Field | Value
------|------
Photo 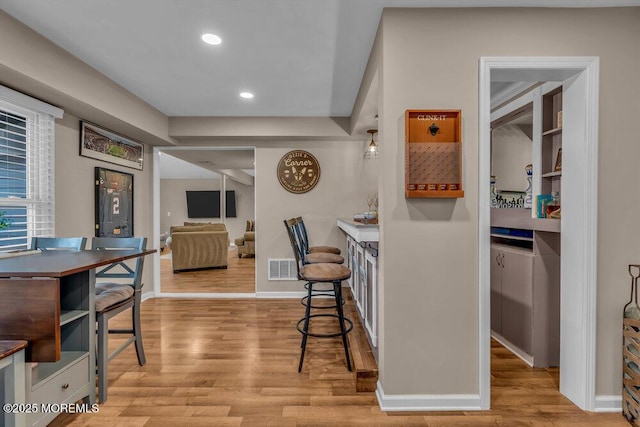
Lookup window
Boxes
[0,86,62,251]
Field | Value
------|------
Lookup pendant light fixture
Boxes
[365,128,378,159]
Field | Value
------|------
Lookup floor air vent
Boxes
[268,259,297,280]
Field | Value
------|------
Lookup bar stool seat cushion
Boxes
[305,252,344,264]
[309,246,341,255]
[95,283,134,312]
[301,263,351,282]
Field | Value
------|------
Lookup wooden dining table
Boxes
[0,248,155,426]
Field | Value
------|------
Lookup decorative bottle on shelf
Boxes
[545,191,561,218]
[490,175,498,208]
[524,164,533,209]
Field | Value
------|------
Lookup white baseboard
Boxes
[153,292,256,298]
[491,332,534,367]
[376,381,482,411]
[594,395,622,413]
[256,291,306,299]
[142,291,155,302]
[143,291,321,299]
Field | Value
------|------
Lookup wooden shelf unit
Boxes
[541,87,562,195]
[405,109,463,198]
[541,171,562,179]
[0,249,154,426]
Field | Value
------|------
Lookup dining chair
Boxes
[30,236,86,251]
[92,236,147,403]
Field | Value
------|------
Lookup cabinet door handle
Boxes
[62,383,69,390]
[501,253,505,267]
[496,253,501,266]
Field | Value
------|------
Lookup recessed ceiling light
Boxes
[201,33,222,45]
[240,92,254,99]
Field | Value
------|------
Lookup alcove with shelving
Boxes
[488,82,562,368]
[540,86,562,196]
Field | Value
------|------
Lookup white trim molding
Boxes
[376,382,481,412]
[0,85,63,118]
[594,395,622,413]
[491,333,534,367]
[479,57,599,412]
[256,291,307,299]
[141,291,156,302]
[155,292,256,299]
[490,81,537,111]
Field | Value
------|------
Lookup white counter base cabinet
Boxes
[338,219,379,353]
[364,249,377,346]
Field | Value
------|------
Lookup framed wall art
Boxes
[554,147,562,172]
[95,167,134,237]
[81,121,144,170]
[277,150,321,194]
[405,109,464,198]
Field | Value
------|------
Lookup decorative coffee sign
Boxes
[277,150,321,194]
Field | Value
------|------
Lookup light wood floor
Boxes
[50,297,627,426]
[160,247,255,293]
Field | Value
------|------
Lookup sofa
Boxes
[234,220,255,258]
[167,222,229,272]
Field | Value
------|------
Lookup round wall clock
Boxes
[277,150,321,194]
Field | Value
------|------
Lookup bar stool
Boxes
[291,217,345,310]
[292,218,344,265]
[284,219,353,372]
[295,216,341,255]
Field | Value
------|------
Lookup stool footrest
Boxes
[296,314,353,338]
[301,295,345,309]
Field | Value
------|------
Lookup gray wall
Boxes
[160,177,254,240]
[377,7,640,398]
[254,140,366,293]
[3,5,640,403]
[54,114,155,293]
[0,11,172,146]
[491,124,532,192]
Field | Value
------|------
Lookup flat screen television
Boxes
[186,190,236,218]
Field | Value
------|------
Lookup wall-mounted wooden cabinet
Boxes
[405,109,463,198]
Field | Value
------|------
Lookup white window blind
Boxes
[0,86,61,251]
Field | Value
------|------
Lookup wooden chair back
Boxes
[30,237,86,251]
[283,218,304,280]
[294,216,312,254]
[92,237,147,291]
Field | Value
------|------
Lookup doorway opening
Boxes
[479,57,599,411]
[152,146,256,297]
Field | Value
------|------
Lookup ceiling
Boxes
[159,149,255,182]
[1,0,635,181]
[159,153,220,180]
[0,0,632,119]
[2,0,394,117]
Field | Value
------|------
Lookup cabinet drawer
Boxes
[27,355,89,425]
